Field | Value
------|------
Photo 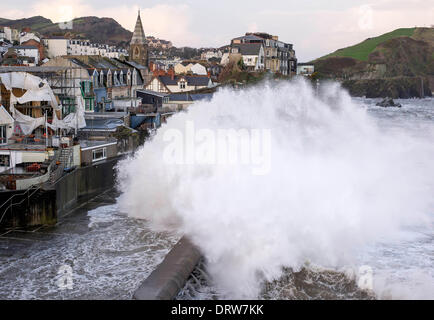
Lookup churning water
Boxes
[118,79,434,300]
[0,190,179,299]
[0,80,432,300]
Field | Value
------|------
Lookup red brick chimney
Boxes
[168,68,175,80]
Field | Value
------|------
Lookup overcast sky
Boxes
[2,0,433,61]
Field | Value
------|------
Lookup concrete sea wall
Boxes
[134,237,202,300]
[55,156,121,217]
[0,188,57,229]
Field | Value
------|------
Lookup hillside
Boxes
[312,27,434,97]
[322,28,416,61]
[0,15,132,47]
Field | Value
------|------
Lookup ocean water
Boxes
[0,81,432,300]
[0,189,179,299]
[118,80,434,300]
[177,96,434,300]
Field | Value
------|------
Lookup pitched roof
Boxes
[137,89,169,98]
[12,45,38,50]
[168,93,214,102]
[185,76,210,86]
[159,75,177,85]
[130,11,146,45]
[158,75,210,87]
[122,60,147,70]
[233,43,263,56]
[83,118,123,131]
[232,34,264,42]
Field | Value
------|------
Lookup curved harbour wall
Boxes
[133,236,201,300]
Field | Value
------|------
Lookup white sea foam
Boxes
[117,79,434,298]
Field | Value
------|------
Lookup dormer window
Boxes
[107,70,112,87]
[179,79,186,90]
[119,71,124,85]
[100,70,104,86]
[93,70,99,88]
[114,71,120,86]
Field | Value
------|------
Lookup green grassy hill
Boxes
[313,27,434,98]
[322,28,416,61]
[313,27,433,77]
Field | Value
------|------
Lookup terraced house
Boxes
[43,55,144,112]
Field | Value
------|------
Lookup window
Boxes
[107,71,112,87]
[179,80,186,89]
[92,147,107,162]
[0,154,10,166]
[0,125,7,144]
[93,73,98,88]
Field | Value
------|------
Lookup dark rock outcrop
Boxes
[342,76,432,98]
[376,97,401,108]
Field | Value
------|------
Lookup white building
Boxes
[297,64,314,76]
[200,50,223,61]
[231,43,265,71]
[3,27,19,43]
[145,75,213,93]
[67,39,127,58]
[190,63,208,75]
[68,39,91,55]
[20,33,40,44]
[43,37,68,58]
[220,52,230,66]
[12,45,40,65]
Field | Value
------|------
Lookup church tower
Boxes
[129,10,148,67]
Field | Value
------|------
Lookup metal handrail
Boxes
[0,150,60,210]
[0,185,42,225]
[0,187,38,212]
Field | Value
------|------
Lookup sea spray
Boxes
[116,79,434,298]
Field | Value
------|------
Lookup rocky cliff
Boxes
[313,27,434,98]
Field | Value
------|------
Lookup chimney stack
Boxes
[168,68,175,80]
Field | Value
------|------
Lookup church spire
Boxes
[131,10,146,45]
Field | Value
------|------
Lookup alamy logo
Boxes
[57,6,74,30]
[57,264,73,290]
[163,121,272,175]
